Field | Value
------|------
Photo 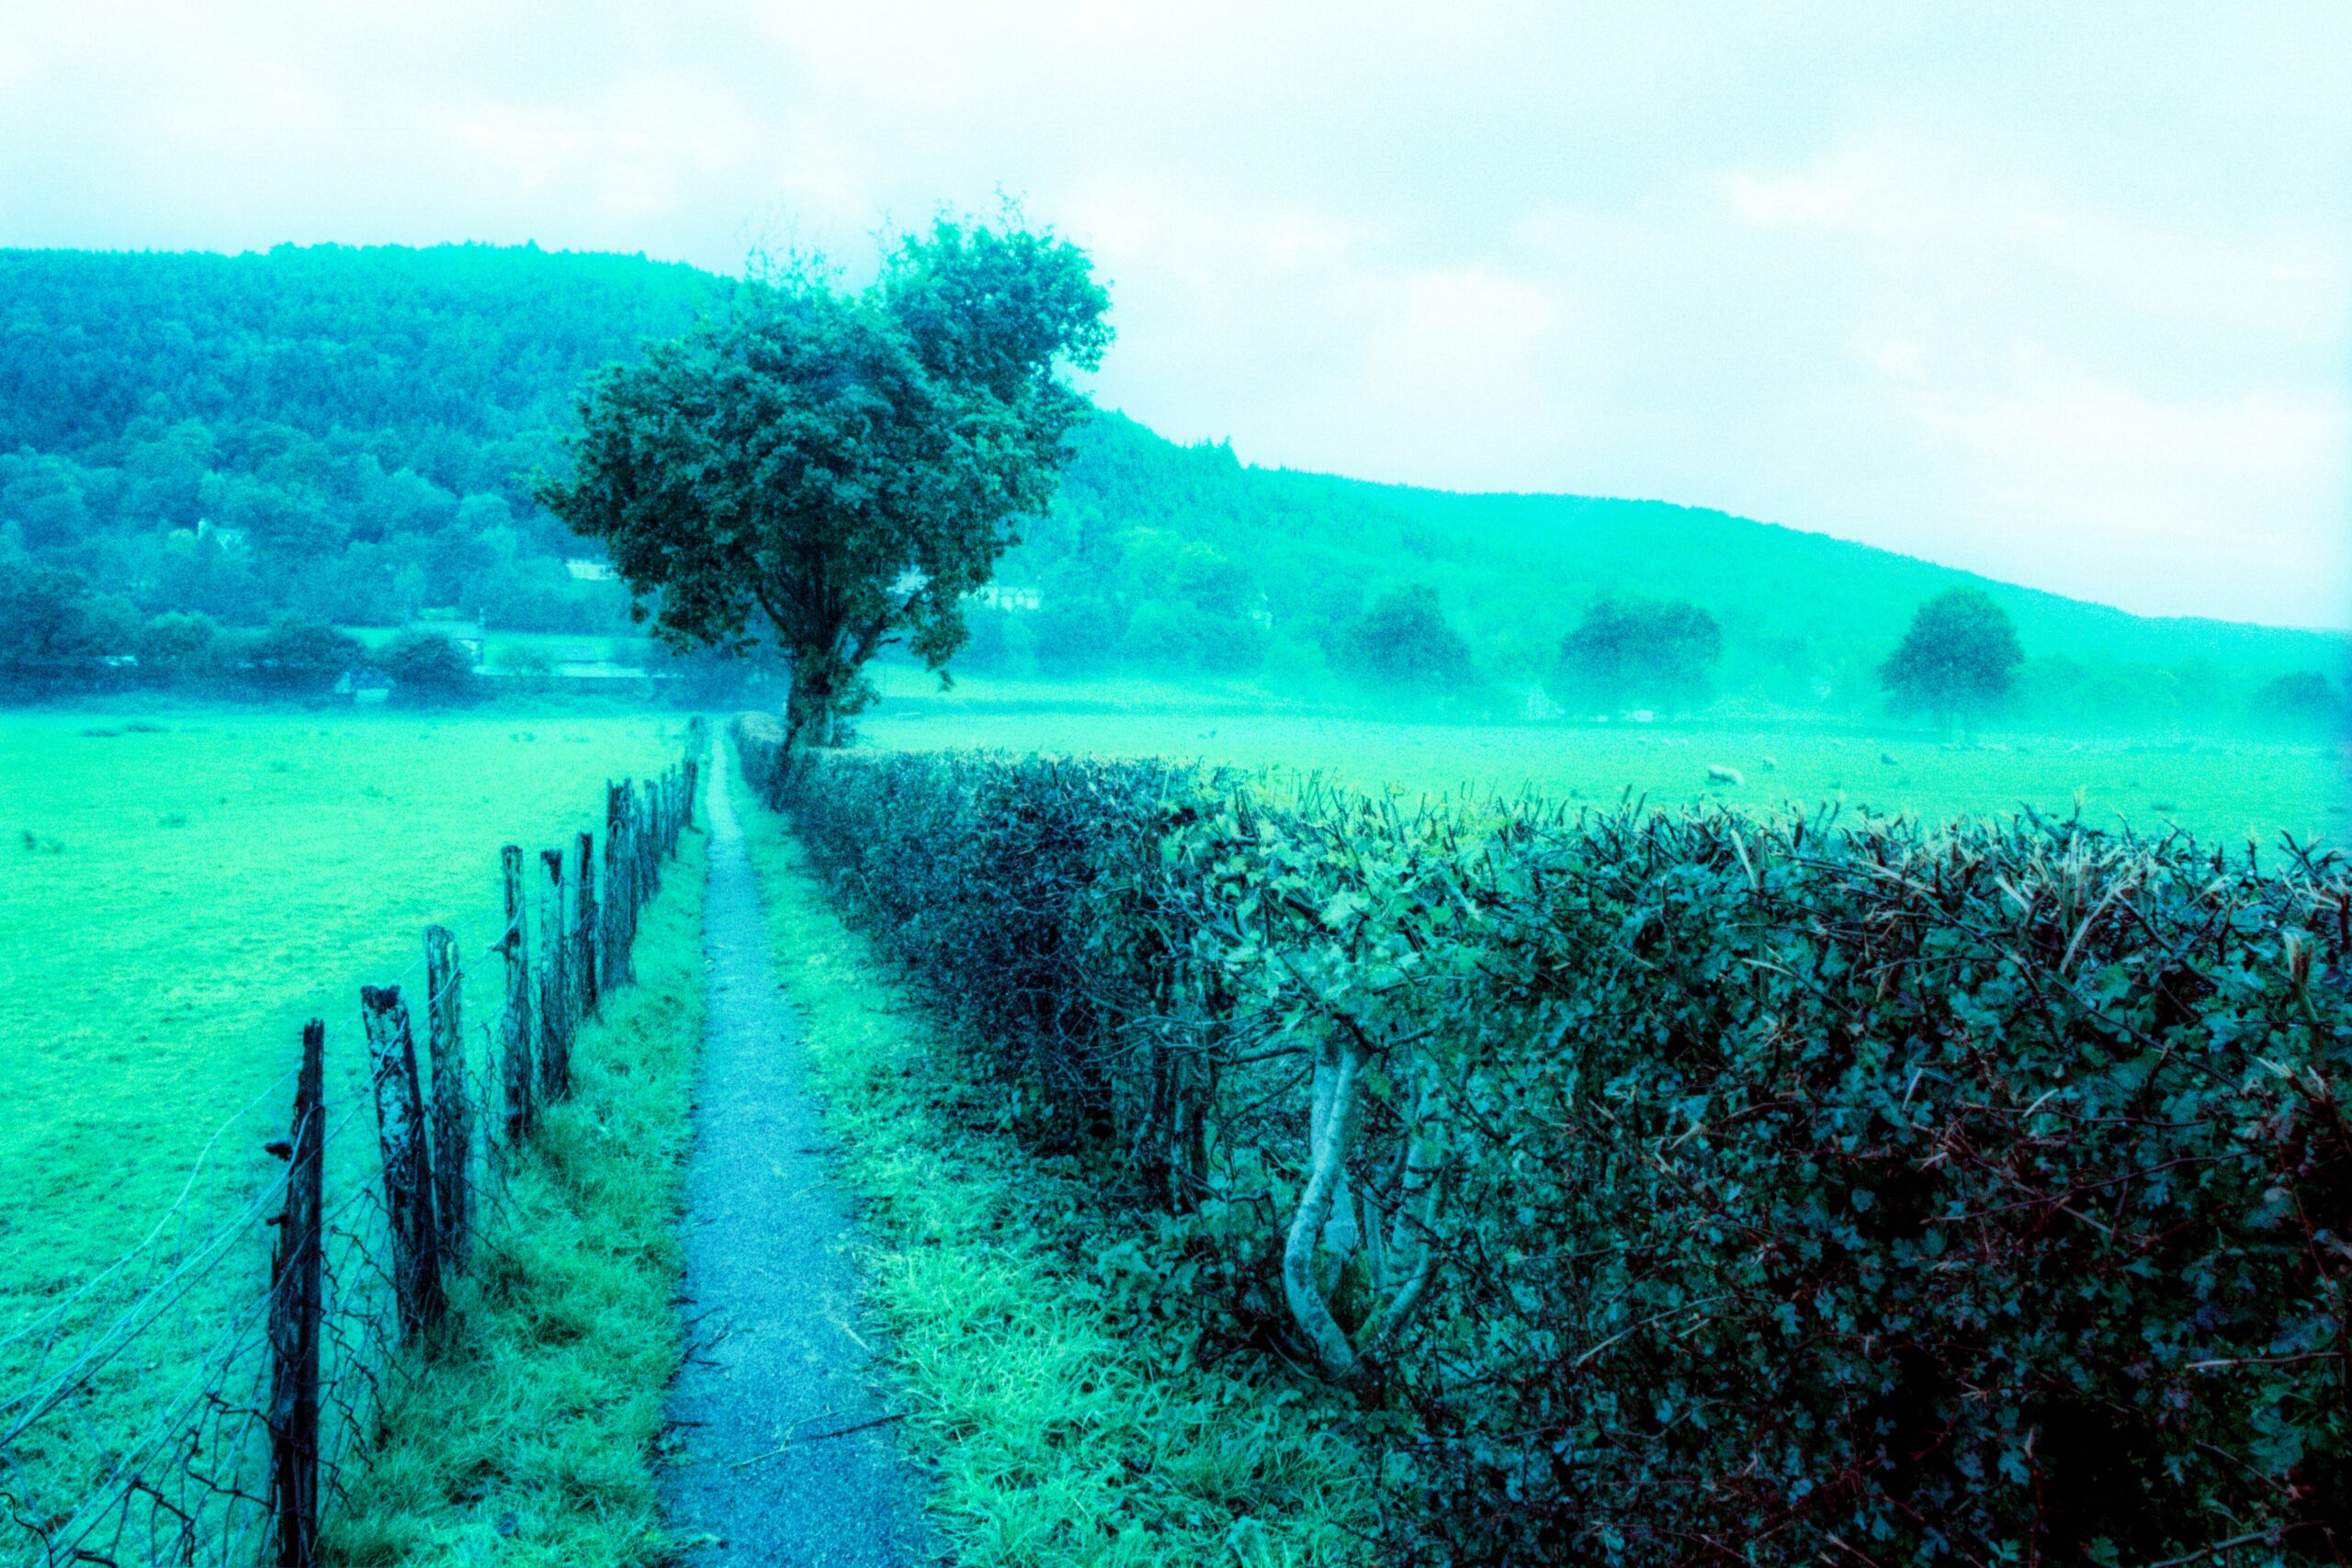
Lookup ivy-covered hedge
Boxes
[737,720,2350,1566]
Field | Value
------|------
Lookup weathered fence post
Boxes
[538,849,571,1100]
[605,782,637,989]
[602,783,623,987]
[639,780,662,900]
[574,830,598,1020]
[500,844,534,1146]
[362,986,444,1337]
[423,925,470,1264]
[266,1019,324,1568]
[683,757,699,830]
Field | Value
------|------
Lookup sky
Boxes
[2,2,2346,628]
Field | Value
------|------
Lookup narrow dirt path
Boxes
[663,760,938,1565]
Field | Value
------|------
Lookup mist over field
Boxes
[2,243,2343,840]
[4,8,2348,1566]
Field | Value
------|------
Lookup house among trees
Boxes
[969,583,1041,612]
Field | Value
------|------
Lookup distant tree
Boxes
[537,218,1112,751]
[1121,602,1186,667]
[1192,609,1269,674]
[956,604,1018,673]
[0,558,126,689]
[154,528,267,625]
[246,614,363,697]
[2250,670,2342,731]
[1332,585,1477,695]
[378,630,479,706]
[1555,596,1724,711]
[0,454,95,550]
[220,479,343,561]
[139,610,220,683]
[390,564,429,624]
[494,643,556,694]
[1879,589,2023,729]
[1032,595,1119,675]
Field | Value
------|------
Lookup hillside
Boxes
[1,243,2337,723]
[1006,413,2341,721]
[0,244,726,637]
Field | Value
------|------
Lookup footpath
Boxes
[662,762,938,1565]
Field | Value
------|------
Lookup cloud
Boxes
[0,0,2345,626]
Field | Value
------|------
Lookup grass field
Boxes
[861,679,2347,851]
[0,709,687,1543]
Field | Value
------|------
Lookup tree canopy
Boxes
[1879,588,2025,726]
[379,630,479,706]
[2250,669,2342,731]
[1329,584,1478,697]
[536,220,1110,746]
[1555,595,1724,712]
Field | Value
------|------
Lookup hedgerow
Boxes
[736,717,2350,1565]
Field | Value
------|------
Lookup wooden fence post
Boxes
[361,986,444,1337]
[500,844,534,1146]
[423,925,470,1264]
[266,1019,324,1568]
[574,830,598,1020]
[683,757,698,830]
[605,783,637,989]
[638,781,662,900]
[602,784,624,988]
[538,849,571,1100]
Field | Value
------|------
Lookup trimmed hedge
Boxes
[738,720,2350,1566]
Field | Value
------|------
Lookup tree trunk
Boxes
[1282,1037,1366,1379]
[784,658,842,755]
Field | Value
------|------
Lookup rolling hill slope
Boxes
[0,243,2336,719]
[1034,413,2340,711]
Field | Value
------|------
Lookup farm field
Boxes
[0,711,686,1329]
[861,695,2348,851]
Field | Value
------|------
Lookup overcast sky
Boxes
[2,3,2345,627]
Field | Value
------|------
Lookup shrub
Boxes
[376,629,479,706]
[736,719,2350,1565]
[243,614,364,697]
[137,610,220,683]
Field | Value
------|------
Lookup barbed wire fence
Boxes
[1,716,709,1568]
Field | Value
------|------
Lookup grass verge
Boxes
[323,824,707,1567]
[729,764,1379,1568]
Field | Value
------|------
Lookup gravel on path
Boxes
[663,760,941,1566]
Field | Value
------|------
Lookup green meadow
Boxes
[0,710,685,1537]
[860,678,2346,852]
[0,712,684,1281]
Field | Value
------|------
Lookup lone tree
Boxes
[378,630,479,707]
[2250,669,2342,731]
[1880,588,2023,730]
[1331,585,1478,696]
[1555,595,1723,712]
[537,219,1111,750]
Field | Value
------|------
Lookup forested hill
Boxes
[1031,416,2343,714]
[1,243,2337,720]
[0,244,726,635]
